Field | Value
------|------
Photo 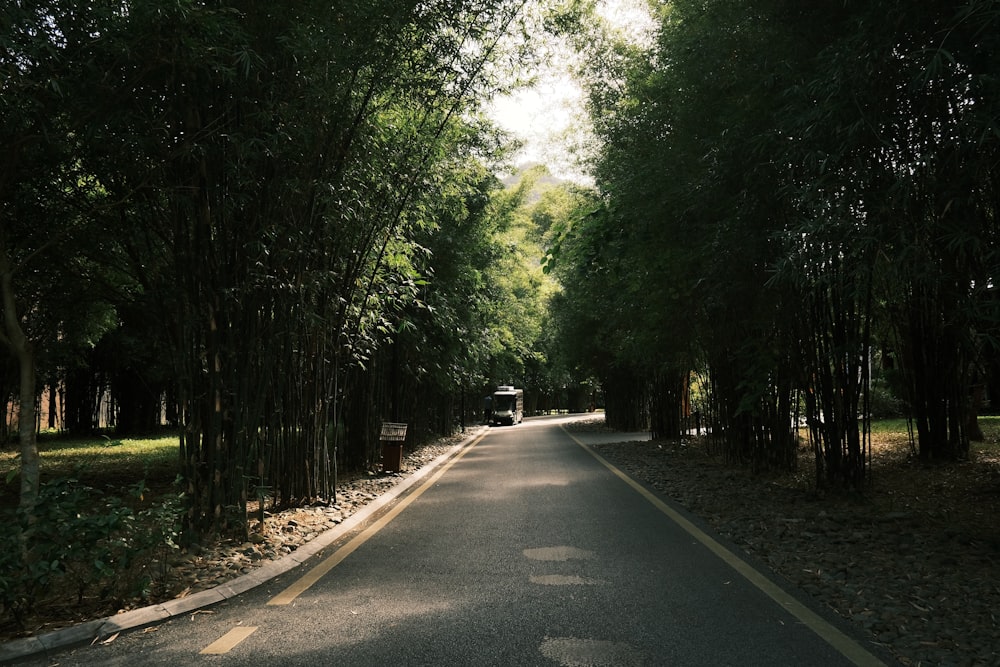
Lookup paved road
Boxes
[13,415,886,666]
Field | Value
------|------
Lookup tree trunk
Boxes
[114,368,162,436]
[1,257,40,518]
[649,368,684,440]
[968,382,984,442]
[63,367,97,435]
[15,344,37,514]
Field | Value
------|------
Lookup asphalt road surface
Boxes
[13,414,887,666]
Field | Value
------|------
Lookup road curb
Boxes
[0,427,486,664]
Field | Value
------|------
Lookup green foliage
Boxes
[556,0,1000,480]
[2,0,545,529]
[0,475,183,629]
[26,0,535,533]
[398,165,554,397]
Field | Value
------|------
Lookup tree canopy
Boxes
[2,0,546,539]
[552,0,1000,487]
[5,0,1000,550]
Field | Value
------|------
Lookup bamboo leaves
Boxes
[560,0,1000,483]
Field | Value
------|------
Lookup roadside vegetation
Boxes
[551,0,1000,489]
[0,434,182,636]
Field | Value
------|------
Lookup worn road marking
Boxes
[540,637,643,666]
[200,626,258,655]
[524,545,596,561]
[530,574,599,586]
[562,425,886,667]
[267,433,485,606]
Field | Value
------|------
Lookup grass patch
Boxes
[0,434,179,509]
[868,417,911,435]
[867,415,1000,457]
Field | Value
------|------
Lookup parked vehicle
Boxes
[491,385,523,425]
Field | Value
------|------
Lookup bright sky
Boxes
[488,0,656,184]
[489,70,587,181]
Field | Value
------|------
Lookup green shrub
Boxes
[869,381,907,419]
[0,475,183,630]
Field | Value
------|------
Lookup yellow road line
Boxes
[200,626,258,655]
[267,432,485,606]
[562,426,886,667]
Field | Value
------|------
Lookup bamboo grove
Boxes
[549,0,1000,489]
[7,0,1000,544]
[1,0,549,541]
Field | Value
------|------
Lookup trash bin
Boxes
[380,422,407,473]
